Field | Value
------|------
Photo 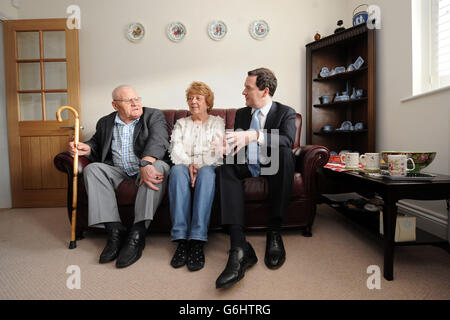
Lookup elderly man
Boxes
[68,85,170,268]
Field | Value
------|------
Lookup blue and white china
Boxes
[319,95,332,104]
[350,125,355,131]
[347,64,356,72]
[334,66,346,74]
[355,122,364,130]
[322,125,332,132]
[350,88,357,99]
[320,67,330,78]
[356,89,364,98]
[354,56,365,69]
[340,121,352,130]
[353,4,369,26]
[335,92,349,102]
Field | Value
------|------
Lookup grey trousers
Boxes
[83,161,170,229]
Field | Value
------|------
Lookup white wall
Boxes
[0,0,18,19]
[17,0,348,140]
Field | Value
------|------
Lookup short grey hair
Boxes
[112,85,133,100]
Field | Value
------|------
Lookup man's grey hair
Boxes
[112,85,134,100]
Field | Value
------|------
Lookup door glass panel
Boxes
[45,93,68,120]
[44,62,67,89]
[43,31,66,58]
[17,32,40,59]
[18,63,41,90]
[19,93,42,121]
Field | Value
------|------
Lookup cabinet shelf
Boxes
[313,97,368,108]
[313,66,368,82]
[313,129,368,135]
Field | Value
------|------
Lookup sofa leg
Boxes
[302,226,312,237]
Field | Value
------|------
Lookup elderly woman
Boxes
[168,81,225,271]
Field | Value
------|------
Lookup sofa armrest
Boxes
[293,145,330,194]
[54,151,92,177]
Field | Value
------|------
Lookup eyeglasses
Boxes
[114,97,142,104]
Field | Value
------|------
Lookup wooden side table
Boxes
[323,169,450,280]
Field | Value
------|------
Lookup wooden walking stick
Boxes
[57,106,80,249]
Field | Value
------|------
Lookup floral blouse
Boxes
[169,115,225,167]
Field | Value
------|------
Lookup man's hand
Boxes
[225,130,259,156]
[210,133,229,156]
[139,164,164,191]
[69,141,91,157]
[189,163,199,188]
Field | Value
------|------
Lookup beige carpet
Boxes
[0,205,448,300]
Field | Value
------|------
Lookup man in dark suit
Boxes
[68,85,170,268]
[214,68,296,289]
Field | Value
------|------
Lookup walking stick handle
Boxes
[57,106,80,249]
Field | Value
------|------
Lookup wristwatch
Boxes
[139,160,153,167]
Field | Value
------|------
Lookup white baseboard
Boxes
[397,200,448,241]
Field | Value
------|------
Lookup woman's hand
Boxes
[189,163,199,188]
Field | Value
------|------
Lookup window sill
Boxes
[401,85,450,103]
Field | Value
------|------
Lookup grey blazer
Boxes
[84,107,169,165]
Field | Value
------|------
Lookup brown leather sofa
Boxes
[54,109,329,238]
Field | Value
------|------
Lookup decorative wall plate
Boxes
[167,22,187,42]
[207,21,227,41]
[249,20,269,40]
[126,23,145,42]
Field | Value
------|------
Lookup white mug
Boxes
[388,155,415,176]
[340,152,360,169]
[360,153,380,172]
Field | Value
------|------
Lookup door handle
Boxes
[60,125,84,130]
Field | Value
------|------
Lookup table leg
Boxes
[383,201,397,281]
[447,199,449,246]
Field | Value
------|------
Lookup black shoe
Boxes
[215,242,257,289]
[170,240,189,269]
[116,230,146,268]
[187,241,205,271]
[264,230,286,269]
[99,227,126,264]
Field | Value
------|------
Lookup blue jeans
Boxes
[168,164,216,242]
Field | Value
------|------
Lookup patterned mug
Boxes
[388,155,415,176]
[360,153,380,172]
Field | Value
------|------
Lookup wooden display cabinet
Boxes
[306,24,376,155]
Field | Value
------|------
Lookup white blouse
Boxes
[169,115,225,167]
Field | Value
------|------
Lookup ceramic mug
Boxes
[340,152,360,169]
[360,153,380,172]
[388,155,415,176]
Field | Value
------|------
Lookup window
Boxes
[412,0,450,95]
[434,0,450,87]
